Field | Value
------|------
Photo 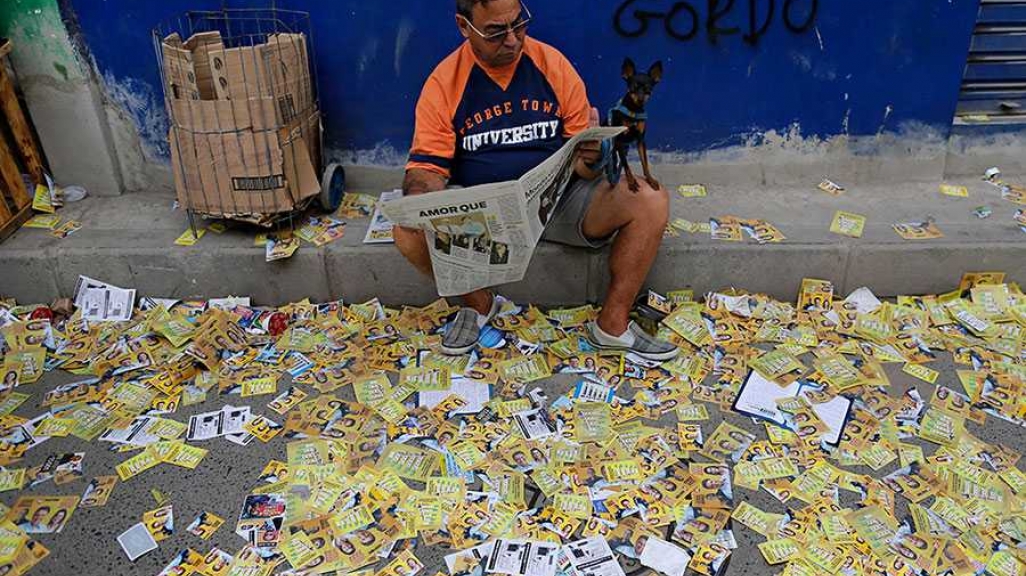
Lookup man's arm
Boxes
[403,168,448,196]
[406,74,454,193]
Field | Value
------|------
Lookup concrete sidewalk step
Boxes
[0,177,1022,306]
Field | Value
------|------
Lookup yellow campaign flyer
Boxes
[32,185,54,214]
[175,228,207,246]
[678,184,708,198]
[243,416,283,443]
[187,511,224,539]
[50,221,82,239]
[80,476,118,508]
[376,444,440,482]
[241,377,277,398]
[893,221,943,240]
[902,363,939,384]
[939,184,969,198]
[818,179,845,196]
[115,448,161,481]
[830,211,866,238]
[22,214,61,230]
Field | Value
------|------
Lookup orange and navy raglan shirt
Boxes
[407,37,591,187]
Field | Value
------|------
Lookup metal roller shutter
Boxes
[958,0,1026,122]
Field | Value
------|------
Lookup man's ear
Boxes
[456,15,470,39]
[648,61,663,84]
[622,58,636,81]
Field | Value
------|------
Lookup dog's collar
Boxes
[609,98,647,122]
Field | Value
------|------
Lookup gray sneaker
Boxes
[585,321,679,361]
[441,297,500,356]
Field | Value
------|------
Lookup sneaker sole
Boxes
[440,342,477,356]
[584,336,680,362]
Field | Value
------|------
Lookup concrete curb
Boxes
[1,176,1023,306]
[2,234,1023,307]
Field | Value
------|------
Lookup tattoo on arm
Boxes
[403,169,447,196]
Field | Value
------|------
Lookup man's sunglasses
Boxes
[459,2,532,43]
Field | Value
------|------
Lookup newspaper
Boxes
[381,127,624,297]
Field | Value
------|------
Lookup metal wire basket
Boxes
[153,7,344,232]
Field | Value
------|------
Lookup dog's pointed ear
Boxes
[648,61,663,84]
[622,58,636,81]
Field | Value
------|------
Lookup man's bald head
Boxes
[456,0,495,18]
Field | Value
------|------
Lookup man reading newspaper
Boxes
[392,0,675,360]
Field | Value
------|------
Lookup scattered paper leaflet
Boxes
[4,263,1026,576]
[73,276,136,322]
[381,127,624,296]
[364,189,403,244]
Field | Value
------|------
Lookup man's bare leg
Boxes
[393,225,493,315]
[579,179,669,335]
[393,226,433,277]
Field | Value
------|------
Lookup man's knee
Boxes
[393,226,427,259]
[629,181,670,227]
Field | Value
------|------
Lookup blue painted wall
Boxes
[66,0,982,162]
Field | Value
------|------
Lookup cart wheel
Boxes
[319,162,346,211]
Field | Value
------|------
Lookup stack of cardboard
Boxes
[162,31,321,222]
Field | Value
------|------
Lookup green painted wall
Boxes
[0,0,84,83]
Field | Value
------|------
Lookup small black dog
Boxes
[606,58,663,193]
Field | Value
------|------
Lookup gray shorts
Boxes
[540,176,614,249]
